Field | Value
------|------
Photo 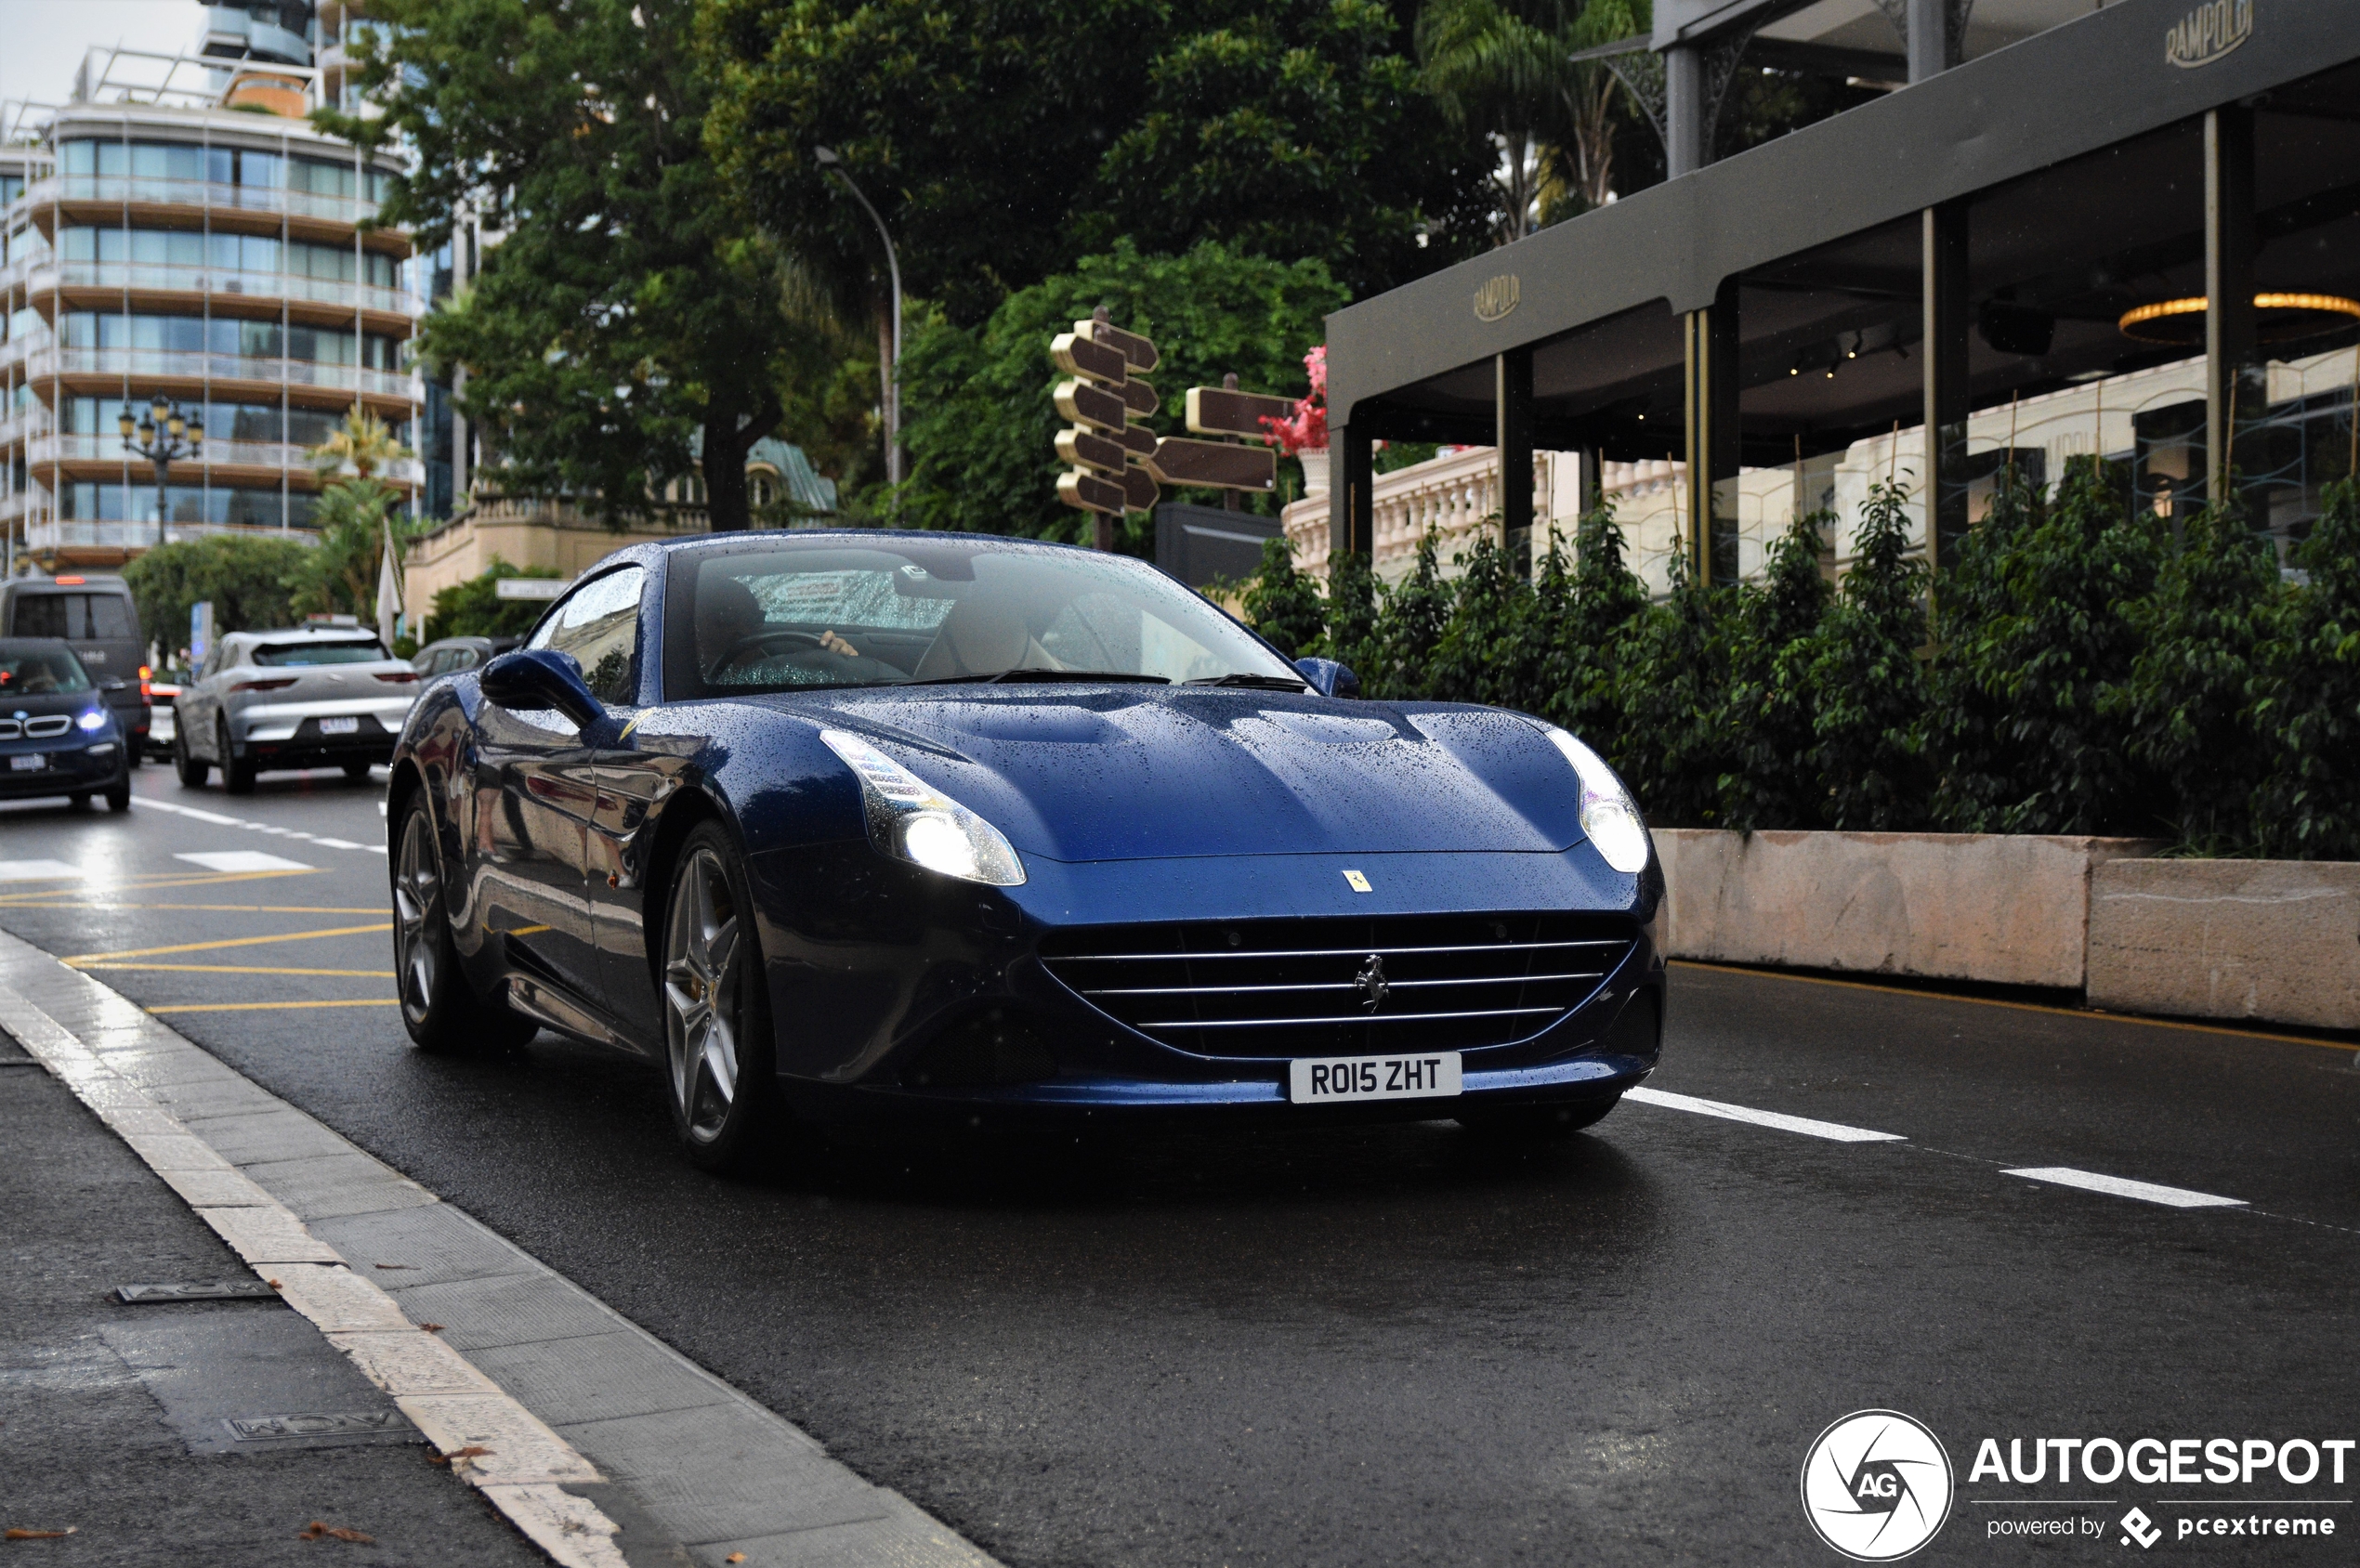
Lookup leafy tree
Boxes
[1808,480,1928,830]
[2249,479,2360,858]
[326,0,810,531]
[309,403,410,485]
[1321,549,1382,673]
[1717,509,1833,830]
[288,480,421,622]
[1358,528,1455,699]
[1924,457,2162,835]
[1427,529,1534,705]
[896,239,1344,553]
[703,0,1489,324]
[422,558,566,644]
[2113,497,2282,850]
[122,534,310,659]
[1539,502,1647,751]
[1239,536,1328,660]
[1926,469,2038,830]
[1090,0,1494,296]
[1615,545,1735,826]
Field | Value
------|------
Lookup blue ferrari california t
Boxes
[387,530,1664,1169]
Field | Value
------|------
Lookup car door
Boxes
[183,637,231,758]
[475,567,646,1013]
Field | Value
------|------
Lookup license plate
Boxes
[9,753,43,771]
[320,716,361,735]
[1288,1052,1462,1105]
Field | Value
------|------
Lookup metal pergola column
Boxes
[1495,348,1533,546]
[2205,103,2258,509]
[1682,279,1738,585]
[1922,201,1970,572]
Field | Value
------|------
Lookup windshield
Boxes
[0,641,93,694]
[662,537,1304,698]
[253,640,388,667]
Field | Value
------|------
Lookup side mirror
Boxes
[1293,658,1360,699]
[98,677,130,694]
[480,648,605,729]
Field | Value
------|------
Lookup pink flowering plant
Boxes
[1259,346,1328,455]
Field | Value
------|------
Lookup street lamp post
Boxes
[119,396,203,550]
[814,146,903,503]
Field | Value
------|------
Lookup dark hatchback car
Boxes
[388,531,1664,1171]
[0,576,151,757]
[0,639,132,810]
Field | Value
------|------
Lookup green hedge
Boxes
[1241,460,2360,856]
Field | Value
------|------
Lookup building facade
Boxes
[0,20,420,571]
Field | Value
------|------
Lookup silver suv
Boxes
[174,626,422,794]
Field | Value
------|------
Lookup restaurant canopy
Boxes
[1322,0,2360,581]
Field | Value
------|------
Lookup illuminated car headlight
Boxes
[1537,724,1653,875]
[819,729,1026,886]
[76,709,107,732]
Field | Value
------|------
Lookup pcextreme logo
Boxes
[1802,1410,1956,1561]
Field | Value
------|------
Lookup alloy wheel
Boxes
[393,809,439,1023]
[662,846,741,1143]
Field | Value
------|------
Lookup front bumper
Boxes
[0,738,125,797]
[750,841,1666,1123]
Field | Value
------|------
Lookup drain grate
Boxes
[117,1280,281,1304]
[224,1411,416,1444]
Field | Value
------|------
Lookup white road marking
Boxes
[1625,1086,1906,1143]
[174,851,315,873]
[0,859,86,881]
[2002,1167,2246,1209]
[136,795,388,854]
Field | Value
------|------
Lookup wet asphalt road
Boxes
[4,763,2357,1566]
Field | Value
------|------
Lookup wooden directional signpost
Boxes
[1052,313,1292,546]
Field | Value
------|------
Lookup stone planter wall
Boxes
[1656,830,2162,991]
[2086,858,2360,1030]
[1657,830,2360,1030]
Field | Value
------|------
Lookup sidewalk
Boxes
[0,925,995,1568]
[0,1021,547,1566]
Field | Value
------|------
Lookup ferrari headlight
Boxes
[819,728,1026,886]
[1539,725,1652,875]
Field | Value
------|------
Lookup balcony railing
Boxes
[29,261,419,318]
[26,346,413,399]
[19,176,382,228]
[28,431,425,485]
[26,517,317,551]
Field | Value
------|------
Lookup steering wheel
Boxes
[712,628,826,673]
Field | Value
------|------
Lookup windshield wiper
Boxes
[989,668,1170,685]
[1185,673,1310,691]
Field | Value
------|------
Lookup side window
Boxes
[530,567,645,705]
[452,647,480,670]
[11,595,62,637]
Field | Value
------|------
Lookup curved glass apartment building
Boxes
[0,44,418,569]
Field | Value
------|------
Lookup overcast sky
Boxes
[0,1,208,109]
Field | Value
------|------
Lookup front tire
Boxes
[218,718,256,795]
[660,823,784,1173]
[105,774,131,812]
[173,722,208,788]
[392,795,536,1055]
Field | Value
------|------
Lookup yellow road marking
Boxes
[0,869,324,903]
[1670,959,2360,1054]
[65,922,391,966]
[0,902,387,915]
[151,999,400,1014]
[505,924,551,935]
[80,963,394,977]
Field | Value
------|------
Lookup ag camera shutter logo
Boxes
[1801,1410,1954,1561]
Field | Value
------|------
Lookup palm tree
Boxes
[308,403,412,487]
[1418,0,1650,242]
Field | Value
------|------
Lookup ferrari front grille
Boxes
[1038,912,1632,1059]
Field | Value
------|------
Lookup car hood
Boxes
[786,686,1588,862]
[0,688,111,721]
